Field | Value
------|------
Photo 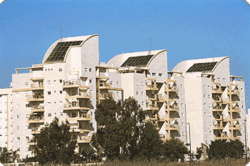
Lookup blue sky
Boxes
[0,0,249,111]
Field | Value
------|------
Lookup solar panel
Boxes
[45,41,82,63]
[186,62,217,72]
[120,55,154,67]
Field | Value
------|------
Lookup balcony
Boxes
[99,82,122,90]
[212,97,221,103]
[230,106,241,112]
[211,87,223,94]
[27,139,37,146]
[31,127,41,135]
[228,89,240,95]
[26,94,44,102]
[212,106,223,111]
[77,136,91,143]
[166,124,179,130]
[66,92,91,99]
[166,105,179,111]
[63,103,90,111]
[145,114,157,121]
[100,93,114,100]
[63,80,80,89]
[213,124,224,130]
[213,133,230,141]
[146,94,157,101]
[145,84,158,91]
[31,83,44,90]
[229,124,241,130]
[221,98,229,105]
[145,103,158,111]
[31,105,45,113]
[165,85,178,92]
[213,115,222,121]
[27,116,45,124]
[77,114,92,121]
[157,94,165,102]
[158,114,167,122]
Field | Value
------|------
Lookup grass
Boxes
[102,159,248,166]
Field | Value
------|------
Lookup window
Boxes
[116,81,119,85]
[17,147,20,151]
[89,68,92,72]
[59,68,62,72]
[203,85,205,89]
[26,104,29,108]
[85,68,87,72]
[0,111,2,114]
[141,81,144,86]
[25,82,28,86]
[208,94,211,98]
[59,79,62,83]
[48,91,51,95]
[17,126,19,130]
[89,79,92,83]
[48,102,51,107]
[48,113,51,117]
[159,73,162,77]
[45,69,47,71]
[17,115,20,118]
[136,91,138,95]
[48,69,50,71]
[47,80,51,84]
[54,80,56,82]
[54,91,56,94]
[180,84,183,88]
[204,94,205,98]
[204,103,206,107]
[204,112,207,115]
[141,91,144,95]
[17,137,20,140]
[152,73,156,76]
[51,68,53,71]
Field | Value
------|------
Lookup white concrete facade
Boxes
[0,34,247,158]
[173,56,247,152]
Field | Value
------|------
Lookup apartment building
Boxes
[106,50,187,143]
[173,56,247,151]
[0,34,247,158]
[0,88,12,150]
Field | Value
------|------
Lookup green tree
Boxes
[226,140,244,159]
[10,150,20,163]
[95,97,162,161]
[35,117,77,165]
[138,122,163,161]
[0,147,11,163]
[208,140,228,159]
[196,147,203,160]
[163,138,188,162]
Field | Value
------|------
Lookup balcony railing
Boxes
[27,138,37,145]
[100,93,114,99]
[26,94,44,101]
[31,83,44,89]
[211,87,223,93]
[158,114,167,121]
[27,116,45,123]
[31,127,40,134]
[229,124,241,130]
[31,105,45,112]
[166,104,179,111]
[64,103,79,108]
[99,82,111,87]
[146,103,158,110]
[212,106,222,110]
[157,94,165,102]
[77,136,91,143]
[213,124,223,129]
[145,83,158,90]
[166,124,179,130]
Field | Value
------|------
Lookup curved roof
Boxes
[42,34,98,64]
[172,56,229,73]
[107,49,167,68]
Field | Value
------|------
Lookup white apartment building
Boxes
[0,34,247,158]
[173,56,247,152]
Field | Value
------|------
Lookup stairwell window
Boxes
[59,68,62,72]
